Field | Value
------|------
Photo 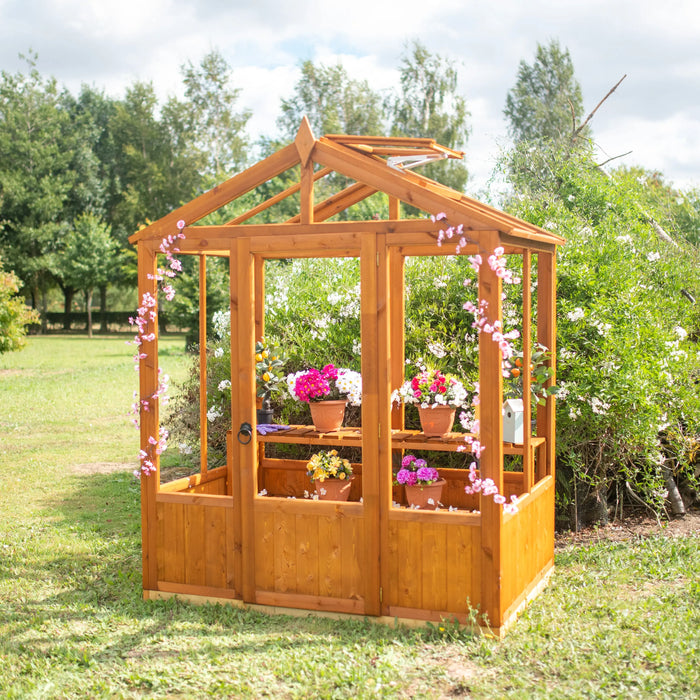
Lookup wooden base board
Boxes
[144,566,554,639]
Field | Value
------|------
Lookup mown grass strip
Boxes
[0,336,697,698]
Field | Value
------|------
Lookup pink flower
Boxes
[176,219,186,230]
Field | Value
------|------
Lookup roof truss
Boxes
[129,117,564,249]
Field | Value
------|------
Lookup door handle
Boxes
[237,421,253,445]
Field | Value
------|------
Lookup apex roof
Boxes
[129,117,565,251]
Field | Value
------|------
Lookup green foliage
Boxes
[179,49,251,178]
[278,60,384,139]
[59,213,119,294]
[0,55,81,306]
[504,146,700,524]
[0,257,38,353]
[504,39,586,147]
[162,255,230,348]
[388,40,470,194]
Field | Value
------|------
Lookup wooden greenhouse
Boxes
[129,118,564,635]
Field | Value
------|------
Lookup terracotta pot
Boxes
[314,476,354,501]
[309,399,347,432]
[418,405,456,436]
[405,478,446,510]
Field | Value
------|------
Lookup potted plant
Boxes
[255,337,286,424]
[505,343,557,407]
[395,454,445,509]
[306,449,355,501]
[392,369,468,436]
[286,364,362,431]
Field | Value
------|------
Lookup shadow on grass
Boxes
[3,469,433,670]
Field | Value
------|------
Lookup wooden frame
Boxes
[130,118,564,635]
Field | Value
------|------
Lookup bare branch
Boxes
[573,74,627,138]
[595,151,633,168]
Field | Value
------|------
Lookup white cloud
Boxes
[1,0,698,191]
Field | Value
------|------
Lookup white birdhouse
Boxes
[503,399,524,444]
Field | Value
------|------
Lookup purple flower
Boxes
[396,468,411,485]
[401,455,416,468]
[416,466,438,483]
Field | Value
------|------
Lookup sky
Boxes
[2,0,699,195]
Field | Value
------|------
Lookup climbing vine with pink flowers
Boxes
[129,220,186,478]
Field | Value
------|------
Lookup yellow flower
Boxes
[255,353,263,362]
[262,372,270,382]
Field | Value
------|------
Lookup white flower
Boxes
[178,442,193,455]
[674,326,688,341]
[212,310,231,338]
[336,368,363,406]
[590,397,611,415]
[647,251,660,262]
[207,406,223,422]
[427,341,447,358]
[218,379,231,391]
[214,347,224,358]
[567,307,585,322]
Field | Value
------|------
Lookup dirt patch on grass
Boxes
[0,368,32,378]
[69,462,136,475]
[555,509,700,550]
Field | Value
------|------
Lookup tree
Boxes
[0,54,80,319]
[278,60,384,140]
[388,41,470,193]
[0,256,38,353]
[504,39,586,147]
[59,213,120,338]
[178,50,251,179]
[110,81,203,239]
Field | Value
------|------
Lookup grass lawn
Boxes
[0,335,698,698]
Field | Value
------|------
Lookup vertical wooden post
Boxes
[388,195,400,220]
[138,241,159,593]
[361,232,381,616]
[478,230,505,629]
[199,254,208,475]
[231,237,257,603]
[389,249,405,430]
[254,255,265,341]
[376,233,393,615]
[522,250,532,493]
[300,160,314,225]
[537,251,557,479]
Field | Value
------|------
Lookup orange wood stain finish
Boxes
[130,119,564,634]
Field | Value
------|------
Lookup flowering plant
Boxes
[287,364,362,405]
[255,337,286,401]
[395,454,440,486]
[306,450,353,482]
[391,369,467,409]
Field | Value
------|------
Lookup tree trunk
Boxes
[85,289,93,338]
[62,285,75,331]
[40,287,48,334]
[661,463,686,517]
[99,285,108,333]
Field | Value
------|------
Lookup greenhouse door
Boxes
[229,233,383,617]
